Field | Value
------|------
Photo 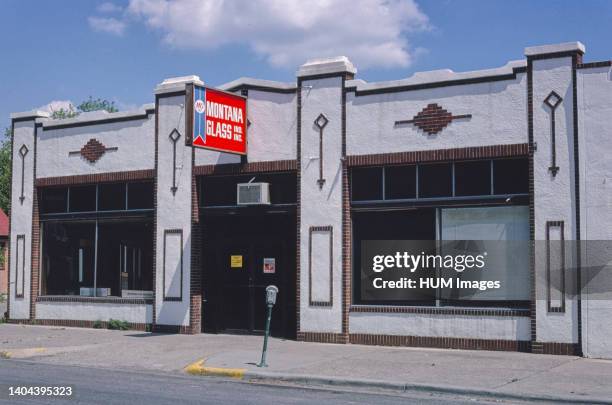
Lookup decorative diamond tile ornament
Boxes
[76,138,119,163]
[19,144,29,158]
[394,103,472,135]
[544,91,563,110]
[314,113,329,130]
[169,128,181,142]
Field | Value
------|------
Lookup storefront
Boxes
[6,41,612,358]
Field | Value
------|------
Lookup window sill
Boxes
[350,305,529,317]
[37,296,153,305]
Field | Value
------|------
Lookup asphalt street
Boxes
[0,360,510,405]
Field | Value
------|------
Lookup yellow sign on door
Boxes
[230,255,243,268]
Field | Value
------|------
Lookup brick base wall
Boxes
[349,334,531,352]
[7,318,150,331]
[297,332,349,344]
[532,342,580,356]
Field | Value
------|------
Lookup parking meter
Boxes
[258,285,279,367]
[265,285,278,306]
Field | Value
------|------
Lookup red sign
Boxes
[192,86,247,155]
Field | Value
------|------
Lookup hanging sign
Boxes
[190,85,247,155]
[263,258,276,274]
[230,255,243,268]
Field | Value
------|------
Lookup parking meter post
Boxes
[258,304,272,367]
[258,285,278,368]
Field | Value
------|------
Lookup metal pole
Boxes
[258,304,273,367]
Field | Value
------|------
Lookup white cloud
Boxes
[36,100,75,115]
[88,16,127,36]
[127,0,430,69]
[97,2,123,13]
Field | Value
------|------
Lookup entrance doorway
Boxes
[201,210,296,338]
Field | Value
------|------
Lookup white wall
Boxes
[299,76,344,333]
[195,89,297,166]
[577,65,612,358]
[350,313,530,341]
[36,302,153,324]
[37,115,154,178]
[346,74,528,156]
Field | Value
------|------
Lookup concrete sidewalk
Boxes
[1,324,611,403]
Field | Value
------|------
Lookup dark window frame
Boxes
[349,157,531,310]
[38,181,154,300]
[350,158,529,205]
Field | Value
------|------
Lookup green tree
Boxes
[49,97,118,120]
[77,97,118,113]
[0,127,11,213]
[50,105,79,120]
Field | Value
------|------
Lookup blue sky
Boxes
[2,0,612,131]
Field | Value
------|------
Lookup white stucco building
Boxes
[6,41,612,358]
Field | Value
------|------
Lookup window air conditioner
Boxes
[237,182,270,205]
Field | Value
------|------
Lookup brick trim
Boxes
[572,54,583,356]
[35,169,154,187]
[15,235,25,298]
[527,50,584,62]
[350,334,530,352]
[533,342,579,356]
[223,84,297,95]
[189,145,201,334]
[350,305,530,317]
[577,60,612,69]
[40,111,154,131]
[151,96,159,330]
[346,67,525,96]
[308,225,333,307]
[193,160,297,176]
[527,58,538,353]
[296,79,303,337]
[346,144,528,167]
[30,126,39,320]
[341,74,351,341]
[36,296,152,305]
[297,331,348,344]
[7,318,150,331]
[546,221,566,313]
[152,324,192,334]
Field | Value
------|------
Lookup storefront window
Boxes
[39,181,154,298]
[40,221,96,295]
[350,158,530,309]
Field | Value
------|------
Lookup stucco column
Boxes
[526,42,584,353]
[7,111,48,320]
[297,57,355,340]
[154,76,203,332]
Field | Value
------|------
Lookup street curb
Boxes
[187,365,611,404]
[184,359,246,379]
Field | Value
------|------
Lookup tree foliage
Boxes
[0,127,11,213]
[77,97,118,113]
[50,97,118,120]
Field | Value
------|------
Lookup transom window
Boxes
[351,157,528,202]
